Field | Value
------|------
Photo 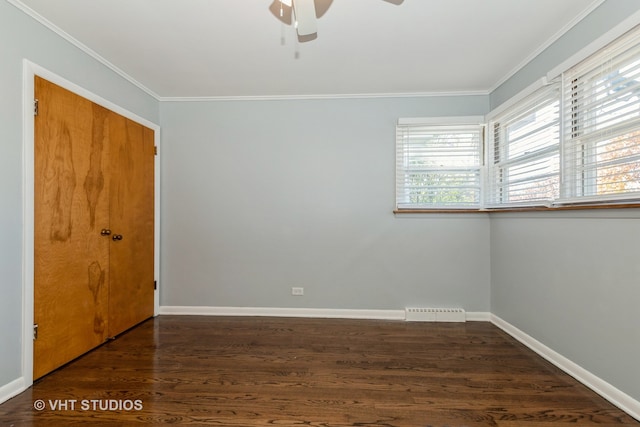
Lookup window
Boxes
[395,118,484,209]
[487,84,560,207]
[395,25,640,212]
[561,27,640,204]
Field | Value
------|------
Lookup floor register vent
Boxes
[405,308,466,322]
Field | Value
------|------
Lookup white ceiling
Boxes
[15,0,603,99]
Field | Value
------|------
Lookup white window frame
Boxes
[486,82,561,208]
[395,117,485,210]
[558,26,640,205]
[395,23,640,212]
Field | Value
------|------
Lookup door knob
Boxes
[112,234,123,241]
[100,229,111,236]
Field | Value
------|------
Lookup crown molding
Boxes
[10,0,602,104]
[6,0,490,103]
[547,7,640,81]
[7,0,161,101]
[158,90,490,102]
[488,0,606,93]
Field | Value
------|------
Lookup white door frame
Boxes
[21,60,161,387]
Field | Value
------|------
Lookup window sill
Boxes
[394,203,640,215]
[394,209,485,214]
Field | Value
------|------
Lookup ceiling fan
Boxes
[269,0,404,42]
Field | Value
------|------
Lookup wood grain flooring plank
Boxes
[0,316,637,426]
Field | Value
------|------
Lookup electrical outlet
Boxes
[291,287,304,296]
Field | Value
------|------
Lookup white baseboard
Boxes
[465,311,492,321]
[491,314,640,422]
[159,305,491,322]
[158,306,407,320]
[0,377,26,405]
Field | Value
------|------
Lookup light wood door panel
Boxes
[34,77,110,379]
[107,114,155,337]
[34,76,154,379]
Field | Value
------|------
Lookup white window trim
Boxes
[398,116,485,126]
[395,118,485,210]
[546,8,640,82]
[485,82,561,208]
[397,20,640,212]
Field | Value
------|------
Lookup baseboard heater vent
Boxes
[405,308,466,322]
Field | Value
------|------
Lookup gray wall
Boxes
[159,97,491,311]
[0,1,158,388]
[489,0,640,401]
[491,210,640,400]
[3,0,639,408]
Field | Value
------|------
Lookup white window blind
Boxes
[396,122,483,209]
[561,25,640,204]
[487,84,560,207]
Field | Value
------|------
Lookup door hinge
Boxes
[154,146,158,156]
[33,324,39,340]
[34,99,39,116]
[154,280,157,290]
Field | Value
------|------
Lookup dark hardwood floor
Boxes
[0,316,638,426]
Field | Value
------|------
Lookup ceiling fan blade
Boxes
[293,0,317,36]
[314,0,333,18]
[269,0,293,25]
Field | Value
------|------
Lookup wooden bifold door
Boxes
[34,76,155,380]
